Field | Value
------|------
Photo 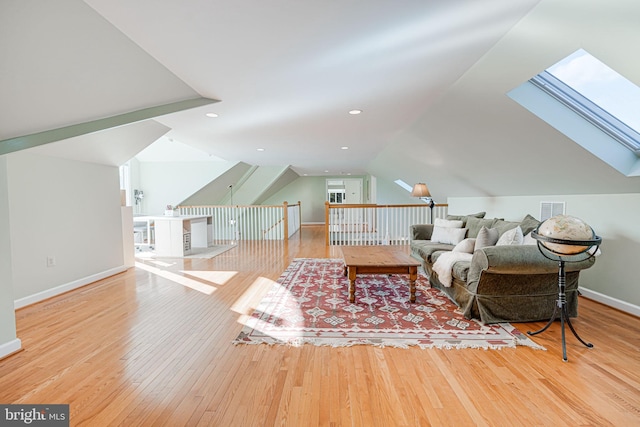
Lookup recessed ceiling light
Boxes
[205,112,218,118]
[348,109,362,115]
[257,148,265,151]
[341,146,349,150]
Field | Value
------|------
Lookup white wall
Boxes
[449,193,640,312]
[7,151,125,304]
[263,175,413,223]
[0,156,20,358]
[232,165,290,205]
[263,176,328,223]
[137,160,236,215]
[375,178,418,205]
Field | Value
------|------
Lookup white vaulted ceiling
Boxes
[2,0,639,199]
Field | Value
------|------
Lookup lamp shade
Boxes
[411,183,431,198]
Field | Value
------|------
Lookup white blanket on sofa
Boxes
[432,252,473,287]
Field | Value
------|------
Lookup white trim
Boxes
[14,266,127,309]
[580,287,640,318]
[0,338,22,360]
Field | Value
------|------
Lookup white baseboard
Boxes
[0,338,22,360]
[14,266,127,310]
[580,287,640,317]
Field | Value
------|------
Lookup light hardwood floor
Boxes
[1,225,639,426]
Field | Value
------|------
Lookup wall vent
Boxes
[540,201,565,221]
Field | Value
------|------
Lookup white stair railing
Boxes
[178,202,301,243]
[324,202,448,246]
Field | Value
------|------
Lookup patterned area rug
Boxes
[233,258,545,350]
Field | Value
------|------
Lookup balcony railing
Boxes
[178,201,301,242]
[324,201,448,246]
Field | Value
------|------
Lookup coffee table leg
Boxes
[348,267,356,303]
[409,266,418,303]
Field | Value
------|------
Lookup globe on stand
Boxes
[528,215,602,362]
[537,214,595,255]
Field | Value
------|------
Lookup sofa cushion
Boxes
[411,224,434,240]
[465,217,498,238]
[411,241,455,263]
[496,226,524,246]
[430,250,447,263]
[432,251,471,282]
[452,260,471,282]
[446,212,486,226]
[431,226,467,245]
[475,226,499,249]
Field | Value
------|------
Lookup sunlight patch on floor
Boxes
[232,277,304,342]
[135,261,218,295]
[147,259,175,268]
[231,276,278,316]
[181,270,237,286]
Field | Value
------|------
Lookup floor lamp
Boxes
[411,183,435,223]
[228,184,239,242]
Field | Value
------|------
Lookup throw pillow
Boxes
[434,218,464,228]
[492,219,520,237]
[523,232,537,245]
[431,226,467,245]
[465,217,498,238]
[496,226,524,246]
[519,214,541,236]
[446,212,486,226]
[452,238,476,254]
[474,226,499,250]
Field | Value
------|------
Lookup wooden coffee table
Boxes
[341,246,421,303]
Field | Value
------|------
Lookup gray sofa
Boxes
[410,213,596,324]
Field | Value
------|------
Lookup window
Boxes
[532,49,640,154]
[119,163,131,206]
[328,190,345,204]
[394,179,413,192]
[508,49,640,177]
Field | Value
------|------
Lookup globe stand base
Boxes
[527,260,594,362]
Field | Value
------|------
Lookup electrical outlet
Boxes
[46,256,56,267]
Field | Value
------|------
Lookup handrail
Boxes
[324,201,448,246]
[178,201,301,242]
[264,217,284,238]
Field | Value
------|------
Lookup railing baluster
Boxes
[323,202,448,246]
[175,202,301,243]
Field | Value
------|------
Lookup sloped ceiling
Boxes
[2,0,639,199]
[28,120,171,167]
[0,0,199,144]
[0,0,209,165]
[368,0,640,200]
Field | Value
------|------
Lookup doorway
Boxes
[326,179,362,204]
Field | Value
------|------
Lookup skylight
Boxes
[508,49,640,177]
[394,179,413,192]
[533,49,640,154]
